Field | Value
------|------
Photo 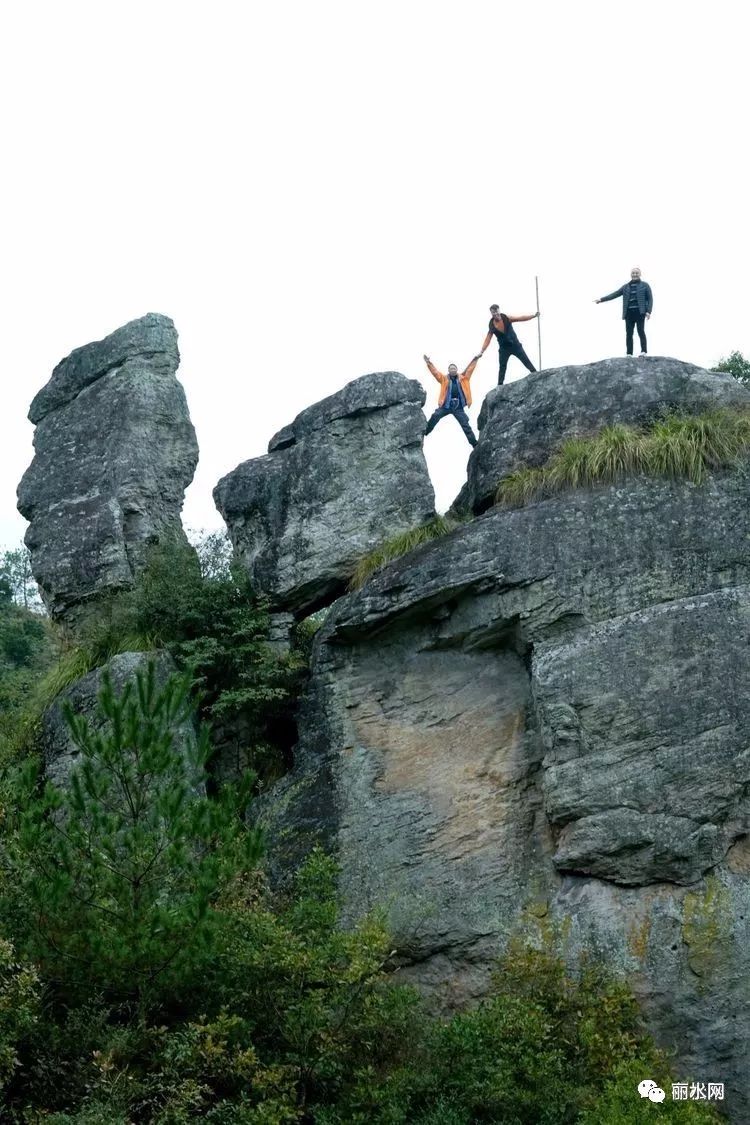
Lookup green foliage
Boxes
[0,537,721,1122]
[0,601,56,757]
[118,537,305,784]
[1,811,718,1123]
[0,545,43,613]
[712,349,750,385]
[2,663,263,1012]
[343,948,720,1124]
[188,527,234,582]
[579,1058,720,1123]
[349,514,466,590]
[496,408,750,508]
[1,533,304,785]
[3,842,418,1122]
[0,937,40,1094]
[201,849,417,1120]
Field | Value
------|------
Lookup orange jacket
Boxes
[425,356,478,407]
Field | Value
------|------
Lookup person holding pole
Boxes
[479,304,540,385]
[422,353,479,447]
[594,267,653,355]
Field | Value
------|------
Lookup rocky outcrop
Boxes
[259,360,750,1117]
[41,651,200,790]
[459,355,750,513]
[17,314,198,626]
[214,372,435,618]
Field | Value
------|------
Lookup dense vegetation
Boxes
[0,535,305,786]
[0,552,55,753]
[495,408,750,509]
[0,537,721,1121]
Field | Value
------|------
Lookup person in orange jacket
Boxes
[422,354,479,447]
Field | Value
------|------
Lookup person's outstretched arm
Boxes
[645,283,653,318]
[595,285,624,304]
[461,356,480,379]
[479,329,493,355]
[423,354,443,381]
[508,312,540,322]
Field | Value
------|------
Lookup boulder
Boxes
[41,650,200,791]
[214,372,435,617]
[460,356,750,513]
[17,314,198,626]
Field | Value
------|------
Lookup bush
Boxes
[496,408,750,508]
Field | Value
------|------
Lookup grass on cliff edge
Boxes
[495,408,750,509]
[349,514,466,590]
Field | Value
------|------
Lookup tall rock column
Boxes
[17,313,199,626]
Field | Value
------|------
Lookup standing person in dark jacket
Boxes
[423,354,479,447]
[479,304,539,385]
[595,267,653,355]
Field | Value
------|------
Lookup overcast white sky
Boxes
[2,0,748,550]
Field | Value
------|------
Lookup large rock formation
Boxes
[460,355,750,513]
[214,372,435,618]
[17,314,198,626]
[260,359,750,1118]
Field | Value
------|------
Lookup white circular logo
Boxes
[638,1078,665,1103]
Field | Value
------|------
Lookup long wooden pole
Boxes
[535,275,542,370]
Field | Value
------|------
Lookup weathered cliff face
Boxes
[214,372,435,619]
[259,358,750,1117]
[17,314,198,626]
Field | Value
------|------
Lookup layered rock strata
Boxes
[17,314,198,626]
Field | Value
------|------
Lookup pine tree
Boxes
[5,662,263,1013]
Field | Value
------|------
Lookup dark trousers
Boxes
[625,310,647,355]
[425,404,477,447]
[498,343,536,385]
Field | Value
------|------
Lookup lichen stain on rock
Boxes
[682,875,732,982]
[627,914,652,963]
[347,653,529,859]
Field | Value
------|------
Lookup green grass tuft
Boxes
[3,626,156,759]
[496,408,750,509]
[349,514,464,590]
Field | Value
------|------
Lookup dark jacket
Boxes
[489,314,520,348]
[600,280,653,319]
